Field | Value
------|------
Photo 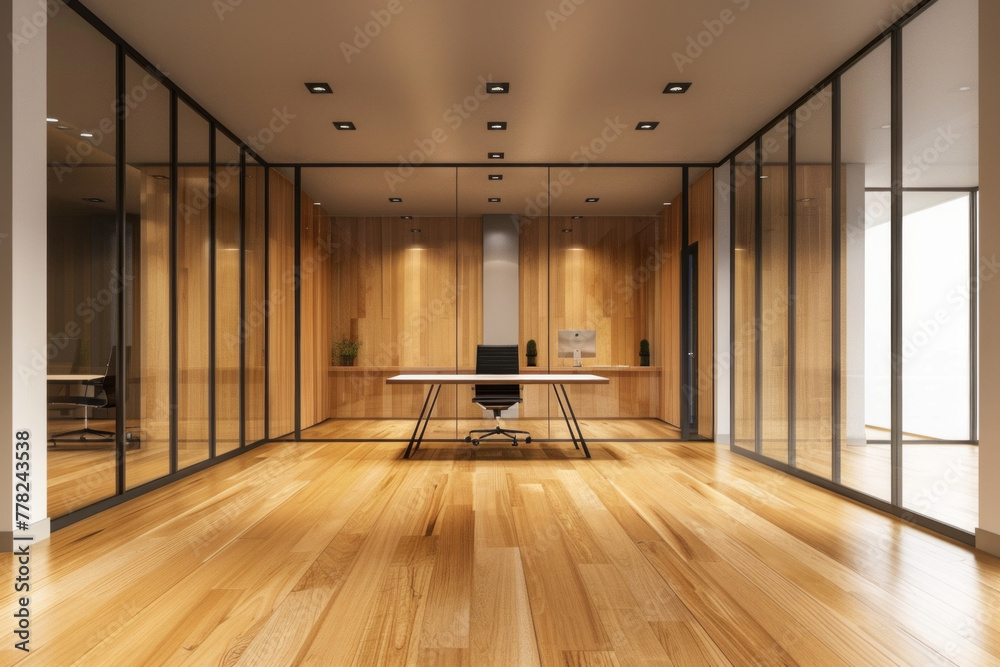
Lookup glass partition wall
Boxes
[303,166,710,446]
[728,0,979,538]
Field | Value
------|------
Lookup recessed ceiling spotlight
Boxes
[562,228,573,233]
[881,124,892,129]
[488,174,503,181]
[959,86,972,91]
[333,121,356,130]
[401,215,413,220]
[410,228,422,233]
[585,197,599,203]
[56,125,70,130]
[663,82,692,94]
[487,121,507,130]
[636,122,659,130]
[798,197,815,203]
[82,197,105,203]
[80,132,94,138]
[572,216,583,220]
[486,82,509,94]
[389,197,402,202]
[305,82,332,94]
[151,175,169,180]
[488,197,501,203]
[46,117,58,123]
[488,152,504,159]
[760,175,769,179]
[314,202,322,206]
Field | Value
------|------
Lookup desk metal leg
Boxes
[555,384,591,458]
[404,383,441,459]
[552,386,580,450]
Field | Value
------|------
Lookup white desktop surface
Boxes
[47,374,103,382]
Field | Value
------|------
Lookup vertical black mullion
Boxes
[970,189,978,443]
[680,167,691,440]
[754,139,764,456]
[239,150,246,448]
[169,91,179,474]
[787,112,797,468]
[890,28,904,507]
[729,159,737,449]
[208,126,217,460]
[831,77,843,483]
[114,45,126,496]
[293,167,302,440]
[263,168,271,441]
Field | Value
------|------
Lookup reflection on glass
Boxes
[732,148,757,452]
[901,193,975,530]
[177,102,211,468]
[308,168,460,441]
[46,8,119,515]
[124,56,171,490]
[215,132,241,454]
[761,122,789,464]
[794,86,834,481]
[841,42,892,502]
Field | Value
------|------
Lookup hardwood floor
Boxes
[11,436,1000,665]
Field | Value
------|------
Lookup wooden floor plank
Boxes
[3,438,999,667]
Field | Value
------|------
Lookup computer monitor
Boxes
[557,329,596,366]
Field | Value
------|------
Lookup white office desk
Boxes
[386,373,609,458]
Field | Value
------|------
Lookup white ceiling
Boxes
[48,0,979,217]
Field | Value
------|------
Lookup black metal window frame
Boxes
[724,0,978,546]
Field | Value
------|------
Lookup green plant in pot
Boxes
[333,337,362,366]
[639,339,650,366]
[525,339,538,367]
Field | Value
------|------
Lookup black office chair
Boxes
[49,346,117,445]
[465,344,532,447]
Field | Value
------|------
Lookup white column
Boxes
[714,168,731,445]
[977,0,1000,556]
[2,0,51,550]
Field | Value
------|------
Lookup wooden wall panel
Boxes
[244,164,267,444]
[299,191,334,430]
[268,170,296,438]
[215,159,242,454]
[136,172,171,452]
[661,199,682,427]
[759,164,790,462]
[689,170,716,439]
[176,166,211,465]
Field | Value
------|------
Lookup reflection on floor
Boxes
[15,439,1000,664]
[48,416,977,534]
[290,418,685,442]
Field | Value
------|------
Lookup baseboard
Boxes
[714,433,731,445]
[1,518,51,553]
[976,528,1000,557]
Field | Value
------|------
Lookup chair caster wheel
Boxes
[472,439,479,446]
[511,440,518,447]
[525,436,531,444]
[465,436,472,443]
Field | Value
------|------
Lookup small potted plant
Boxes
[639,339,650,366]
[333,337,362,366]
[525,339,538,367]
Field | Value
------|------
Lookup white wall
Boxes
[2,0,50,550]
[977,0,1000,555]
